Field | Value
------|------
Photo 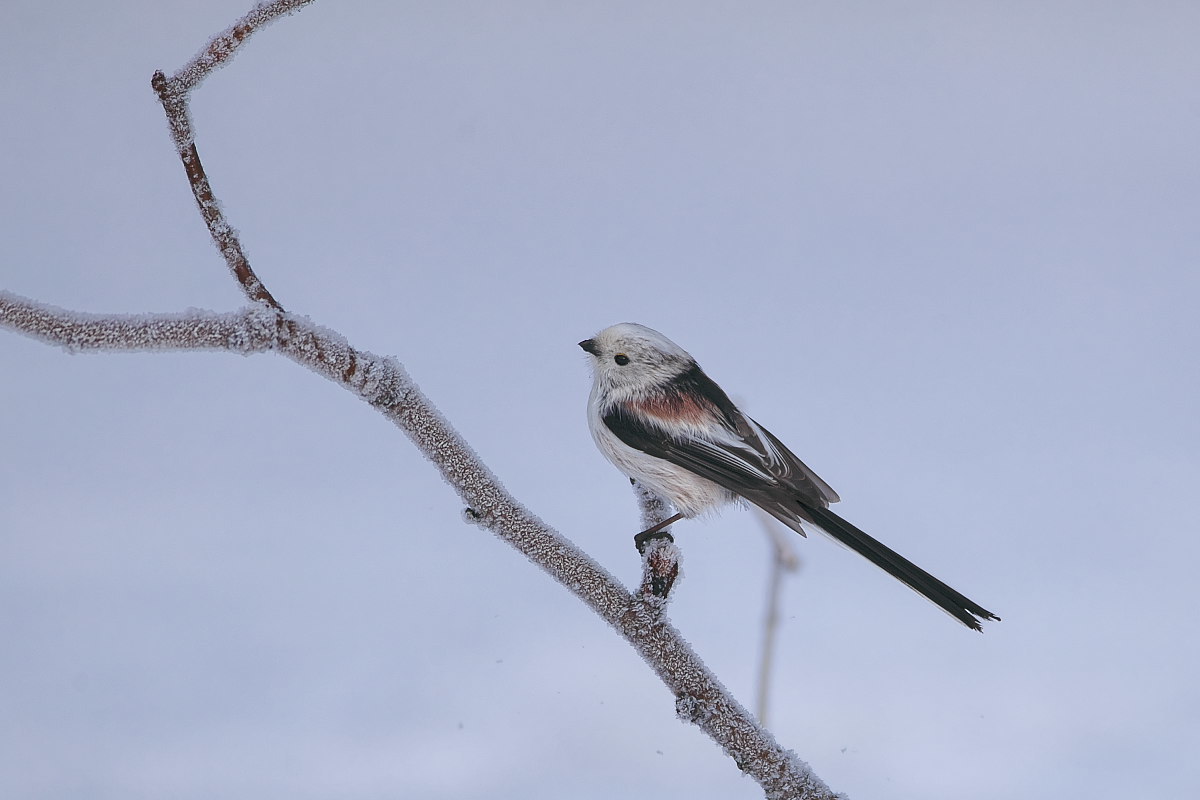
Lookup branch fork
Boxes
[0,3,841,798]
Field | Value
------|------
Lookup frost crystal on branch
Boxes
[0,293,277,355]
[174,0,318,92]
[634,479,675,532]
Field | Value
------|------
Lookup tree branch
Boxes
[633,481,682,602]
[0,290,839,799]
[0,293,277,354]
[0,3,845,797]
[150,0,318,309]
[755,509,802,728]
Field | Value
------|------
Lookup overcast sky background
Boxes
[2,2,1198,798]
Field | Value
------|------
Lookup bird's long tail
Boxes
[794,505,999,631]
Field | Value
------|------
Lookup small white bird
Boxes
[579,322,999,631]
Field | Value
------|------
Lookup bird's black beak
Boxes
[578,338,599,356]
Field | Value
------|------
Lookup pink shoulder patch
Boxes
[630,392,717,425]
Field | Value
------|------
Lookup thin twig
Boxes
[754,509,801,727]
[172,0,317,93]
[149,0,318,309]
[150,68,280,309]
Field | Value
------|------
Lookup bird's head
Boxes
[579,323,695,400]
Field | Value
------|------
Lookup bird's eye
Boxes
[614,354,630,366]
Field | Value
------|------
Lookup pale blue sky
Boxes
[2,2,1198,798]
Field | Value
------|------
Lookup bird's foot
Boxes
[635,528,674,554]
[634,512,683,554]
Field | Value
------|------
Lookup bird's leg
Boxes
[634,512,683,554]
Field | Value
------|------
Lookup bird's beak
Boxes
[578,338,599,356]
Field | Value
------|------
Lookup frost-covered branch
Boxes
[0,290,839,799]
[0,293,277,354]
[635,479,675,534]
[633,481,681,603]
[171,0,316,94]
[150,0,316,309]
[0,3,847,797]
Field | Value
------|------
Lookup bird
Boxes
[579,322,999,631]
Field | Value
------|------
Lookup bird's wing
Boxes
[604,368,999,630]
[602,365,839,509]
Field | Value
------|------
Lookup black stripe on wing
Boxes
[603,364,839,509]
[602,400,775,495]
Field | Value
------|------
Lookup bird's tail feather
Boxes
[771,503,999,631]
